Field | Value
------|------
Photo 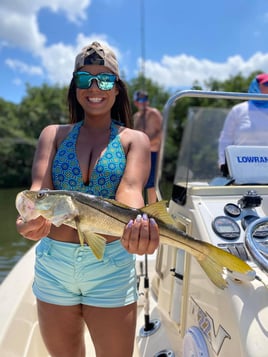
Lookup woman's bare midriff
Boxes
[48,225,120,244]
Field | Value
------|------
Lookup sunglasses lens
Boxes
[74,72,92,89]
[137,98,147,103]
[97,73,116,90]
[73,72,116,91]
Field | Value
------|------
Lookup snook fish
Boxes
[15,189,256,289]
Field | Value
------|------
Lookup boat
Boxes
[135,90,268,357]
[1,90,268,356]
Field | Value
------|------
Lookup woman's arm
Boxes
[116,129,150,208]
[116,128,159,255]
[16,125,59,240]
[30,125,58,190]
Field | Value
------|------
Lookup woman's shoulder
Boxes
[43,123,76,134]
[39,123,76,144]
[118,126,150,146]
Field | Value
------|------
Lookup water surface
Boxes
[0,188,33,283]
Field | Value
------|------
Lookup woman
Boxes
[16,41,159,357]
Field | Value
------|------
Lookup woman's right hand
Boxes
[121,214,159,255]
[16,216,51,241]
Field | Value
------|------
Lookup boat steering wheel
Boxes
[245,217,268,273]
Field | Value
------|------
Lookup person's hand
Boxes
[16,215,51,241]
[121,214,159,255]
[220,163,229,177]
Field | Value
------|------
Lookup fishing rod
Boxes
[138,0,160,336]
[140,0,151,332]
[139,0,147,132]
[140,0,146,92]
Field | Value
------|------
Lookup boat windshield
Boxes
[174,106,228,185]
[157,90,268,202]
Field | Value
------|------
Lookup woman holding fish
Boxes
[16,41,159,357]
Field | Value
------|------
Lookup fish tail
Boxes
[197,243,256,289]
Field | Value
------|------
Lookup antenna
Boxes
[138,0,161,337]
[140,0,146,90]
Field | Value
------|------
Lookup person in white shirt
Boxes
[218,73,268,175]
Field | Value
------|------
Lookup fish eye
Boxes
[37,192,45,199]
[37,190,48,199]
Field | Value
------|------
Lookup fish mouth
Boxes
[16,191,37,219]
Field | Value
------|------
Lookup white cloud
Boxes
[1,0,268,95]
[0,0,91,20]
[38,0,91,22]
[39,33,121,85]
[140,52,268,90]
[0,0,123,87]
[5,59,43,76]
[0,0,91,53]
[0,11,46,52]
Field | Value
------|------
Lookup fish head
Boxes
[16,190,78,225]
[15,190,43,221]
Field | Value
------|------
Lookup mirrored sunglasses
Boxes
[73,72,117,91]
[137,97,147,103]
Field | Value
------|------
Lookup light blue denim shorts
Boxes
[32,237,138,307]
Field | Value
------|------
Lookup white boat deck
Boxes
[0,246,158,357]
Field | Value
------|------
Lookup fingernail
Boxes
[136,214,142,222]
[149,218,157,225]
[142,213,148,221]
[127,220,134,228]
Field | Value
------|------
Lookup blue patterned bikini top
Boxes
[52,121,126,198]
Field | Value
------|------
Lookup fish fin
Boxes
[83,232,107,260]
[197,242,256,289]
[50,214,74,227]
[75,217,85,245]
[141,201,176,225]
[103,198,175,225]
[103,198,131,209]
[51,197,78,227]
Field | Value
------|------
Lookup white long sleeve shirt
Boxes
[218,101,268,165]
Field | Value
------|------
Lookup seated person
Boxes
[218,73,268,176]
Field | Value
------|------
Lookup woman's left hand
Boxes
[121,214,159,255]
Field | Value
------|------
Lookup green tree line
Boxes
[0,71,261,188]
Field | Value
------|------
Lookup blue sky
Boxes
[1,0,268,103]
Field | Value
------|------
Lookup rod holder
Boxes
[139,318,161,337]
